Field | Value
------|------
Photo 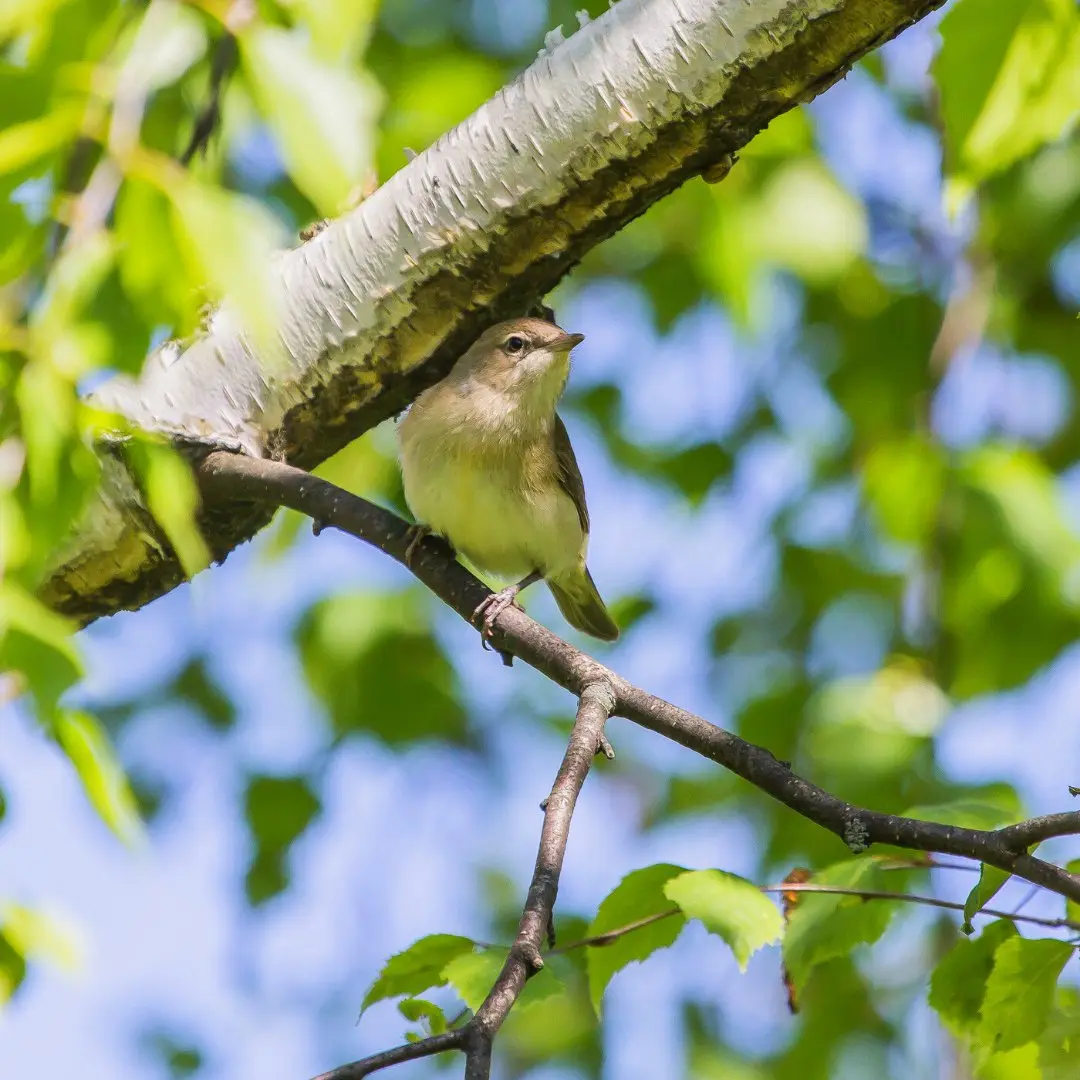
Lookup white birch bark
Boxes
[45,0,945,624]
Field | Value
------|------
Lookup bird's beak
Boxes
[549,332,585,351]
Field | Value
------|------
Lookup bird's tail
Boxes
[548,566,619,641]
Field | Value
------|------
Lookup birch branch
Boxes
[45,0,946,625]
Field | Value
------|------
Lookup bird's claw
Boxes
[472,587,521,639]
[404,524,432,569]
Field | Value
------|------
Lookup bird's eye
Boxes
[505,335,526,355]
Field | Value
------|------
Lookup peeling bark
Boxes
[44,0,946,625]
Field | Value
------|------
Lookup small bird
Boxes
[398,317,619,642]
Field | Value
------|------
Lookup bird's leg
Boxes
[473,570,542,639]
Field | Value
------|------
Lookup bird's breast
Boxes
[400,402,584,581]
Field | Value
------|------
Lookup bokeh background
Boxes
[3,0,1080,1077]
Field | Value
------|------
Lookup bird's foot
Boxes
[472,585,522,640]
[404,524,433,568]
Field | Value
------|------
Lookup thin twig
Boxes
[761,883,1080,932]
[308,1030,465,1080]
[1010,884,1041,917]
[195,452,1080,908]
[546,882,1080,958]
[550,908,681,953]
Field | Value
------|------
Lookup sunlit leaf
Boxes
[285,0,379,64]
[0,932,26,1007]
[1066,859,1080,925]
[125,438,211,578]
[664,869,783,971]
[0,106,83,175]
[161,168,284,346]
[54,709,144,845]
[361,934,475,1013]
[935,0,1080,200]
[114,0,207,102]
[585,864,686,1011]
[862,436,947,546]
[397,997,448,1035]
[0,902,82,973]
[977,936,1072,1052]
[442,948,564,1014]
[901,796,1021,832]
[240,25,381,214]
[0,582,82,716]
[929,919,1018,1035]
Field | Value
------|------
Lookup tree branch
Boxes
[464,680,615,1076]
[195,451,1080,909]
[45,0,948,625]
[312,678,615,1080]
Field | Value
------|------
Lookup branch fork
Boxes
[194,451,1080,1079]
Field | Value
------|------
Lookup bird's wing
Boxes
[552,413,589,535]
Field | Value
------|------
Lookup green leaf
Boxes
[397,998,447,1035]
[125,438,211,579]
[114,179,199,338]
[663,869,783,971]
[53,709,143,845]
[585,863,687,1011]
[0,932,26,1007]
[782,857,897,991]
[115,0,206,100]
[929,918,1017,1034]
[361,934,475,1013]
[243,774,321,906]
[862,436,947,546]
[935,0,1080,199]
[172,658,234,731]
[163,171,283,346]
[1040,991,1080,1079]
[442,948,564,1015]
[297,592,468,746]
[287,0,378,65]
[441,949,503,1012]
[240,25,381,214]
[962,865,1013,934]
[963,446,1080,582]
[977,936,1073,1053]
[0,106,82,175]
[0,582,81,716]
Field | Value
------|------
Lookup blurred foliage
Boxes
[243,772,321,905]
[3,0,1080,1076]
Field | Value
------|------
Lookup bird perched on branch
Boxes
[398,317,619,642]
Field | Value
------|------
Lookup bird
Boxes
[398,316,619,642]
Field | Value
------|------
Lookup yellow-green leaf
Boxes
[240,25,381,214]
[663,869,783,971]
[977,936,1072,1052]
[126,438,211,578]
[54,709,144,846]
[935,0,1080,200]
